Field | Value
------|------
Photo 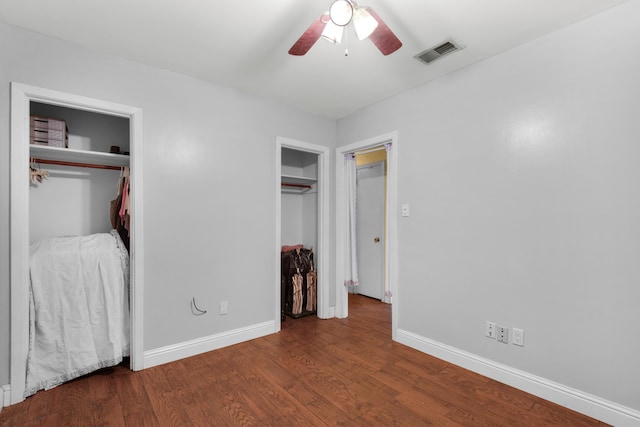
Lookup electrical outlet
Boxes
[485,321,496,339]
[497,326,508,344]
[219,301,228,315]
[513,328,524,346]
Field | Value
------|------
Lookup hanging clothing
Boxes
[281,247,316,318]
[110,172,124,229]
[118,167,130,232]
[306,270,317,312]
[111,167,131,250]
[292,272,303,315]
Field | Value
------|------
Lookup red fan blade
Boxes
[288,14,329,56]
[364,7,402,56]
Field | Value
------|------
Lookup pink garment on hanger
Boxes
[118,180,128,221]
[118,167,130,225]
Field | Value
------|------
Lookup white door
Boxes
[356,161,385,300]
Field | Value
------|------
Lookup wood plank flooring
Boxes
[1,294,608,426]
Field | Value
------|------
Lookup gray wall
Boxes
[281,148,318,250]
[337,1,639,411]
[0,21,335,386]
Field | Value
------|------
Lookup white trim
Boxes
[129,106,145,372]
[275,142,282,328]
[275,137,331,321]
[143,321,277,369]
[397,329,640,427]
[10,83,30,405]
[335,132,399,337]
[9,83,144,404]
[1,385,10,411]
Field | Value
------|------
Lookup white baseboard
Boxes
[1,384,10,412]
[396,329,640,427]
[144,321,277,369]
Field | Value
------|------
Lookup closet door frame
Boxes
[275,137,331,326]
[335,132,399,338]
[9,83,145,404]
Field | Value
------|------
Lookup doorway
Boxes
[9,83,144,404]
[275,137,330,327]
[335,131,399,339]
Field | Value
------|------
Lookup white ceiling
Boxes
[0,0,629,119]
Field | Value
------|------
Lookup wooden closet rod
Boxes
[33,158,123,171]
[281,182,312,189]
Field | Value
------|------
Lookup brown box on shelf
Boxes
[30,128,66,141]
[30,115,67,132]
[30,114,69,147]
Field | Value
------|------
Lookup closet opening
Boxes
[281,147,319,320]
[27,101,131,398]
[275,138,330,328]
[10,83,144,405]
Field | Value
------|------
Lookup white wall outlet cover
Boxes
[513,328,524,346]
[485,321,496,339]
[219,301,228,315]
[497,325,509,344]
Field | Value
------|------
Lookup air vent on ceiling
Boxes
[414,40,462,65]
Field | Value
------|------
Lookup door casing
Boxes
[335,132,399,339]
[275,137,331,324]
[9,83,145,404]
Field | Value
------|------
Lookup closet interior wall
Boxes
[29,102,130,243]
[281,148,318,250]
[281,148,319,319]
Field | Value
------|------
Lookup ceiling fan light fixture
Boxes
[288,1,401,56]
[352,7,378,40]
[329,0,354,26]
[321,21,344,44]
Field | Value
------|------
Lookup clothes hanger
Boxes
[29,158,49,184]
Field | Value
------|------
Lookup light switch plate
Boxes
[513,328,524,346]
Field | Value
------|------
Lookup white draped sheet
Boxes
[25,230,130,397]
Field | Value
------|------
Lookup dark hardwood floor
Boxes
[1,294,608,426]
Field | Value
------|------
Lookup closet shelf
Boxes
[281,174,316,194]
[30,145,130,168]
[281,174,316,185]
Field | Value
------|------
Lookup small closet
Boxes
[25,101,131,397]
[281,148,319,319]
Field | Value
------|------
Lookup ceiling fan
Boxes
[288,0,402,56]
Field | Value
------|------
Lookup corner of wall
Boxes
[1,384,11,411]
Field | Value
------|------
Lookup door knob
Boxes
[374,237,380,243]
